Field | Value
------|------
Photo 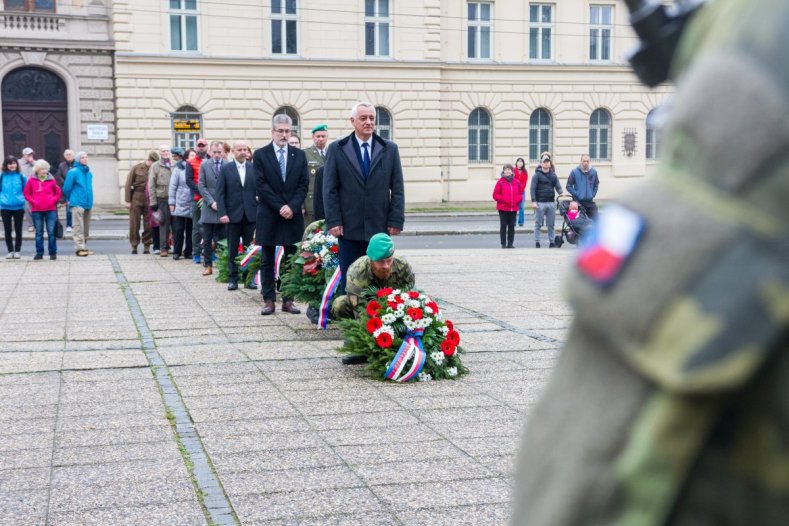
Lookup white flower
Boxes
[430,351,444,365]
[373,325,394,338]
[447,367,458,377]
[392,289,401,296]
[381,313,396,324]
[439,326,449,336]
[424,306,434,315]
[407,300,421,308]
[418,372,432,382]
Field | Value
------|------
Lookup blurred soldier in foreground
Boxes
[513,0,789,524]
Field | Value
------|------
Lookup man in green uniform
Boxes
[123,150,158,254]
[512,0,789,524]
[303,123,328,224]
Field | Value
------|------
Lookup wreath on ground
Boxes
[338,287,469,382]
[279,221,340,309]
[214,240,261,288]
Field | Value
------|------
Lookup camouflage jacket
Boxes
[346,255,415,307]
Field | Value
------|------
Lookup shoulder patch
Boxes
[576,204,646,288]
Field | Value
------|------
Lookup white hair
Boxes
[272,114,293,128]
[158,145,171,152]
[32,159,50,173]
[63,149,74,157]
[350,102,375,118]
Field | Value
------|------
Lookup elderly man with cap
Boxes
[303,123,328,224]
[332,233,415,364]
[124,150,159,254]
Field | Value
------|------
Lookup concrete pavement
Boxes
[0,247,574,524]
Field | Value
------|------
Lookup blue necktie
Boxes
[215,160,221,174]
[362,142,370,179]
[278,149,286,181]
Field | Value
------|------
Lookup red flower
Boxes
[366,301,381,316]
[445,320,454,331]
[395,296,405,304]
[310,268,319,276]
[376,332,393,348]
[330,245,339,253]
[387,301,398,310]
[426,301,439,314]
[406,307,423,320]
[314,228,322,233]
[367,317,383,333]
[447,330,460,346]
[441,340,456,356]
[408,291,420,299]
[377,287,394,298]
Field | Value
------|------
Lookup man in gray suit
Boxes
[322,101,405,298]
[196,141,227,275]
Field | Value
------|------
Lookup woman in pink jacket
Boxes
[492,163,523,249]
[23,159,62,260]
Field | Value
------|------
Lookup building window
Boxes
[589,108,611,161]
[646,108,663,161]
[529,108,552,162]
[589,5,613,61]
[467,2,491,60]
[3,0,56,12]
[528,4,552,60]
[375,107,392,141]
[274,106,300,137]
[171,106,202,149]
[468,108,491,163]
[169,0,198,52]
[365,0,390,57]
[271,0,298,55]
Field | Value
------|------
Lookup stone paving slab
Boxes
[0,248,574,524]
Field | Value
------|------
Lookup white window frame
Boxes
[589,4,613,62]
[468,107,492,164]
[171,105,203,150]
[529,108,553,162]
[589,108,612,162]
[365,0,391,57]
[646,108,662,161]
[375,106,392,141]
[169,0,199,53]
[528,3,553,61]
[271,0,298,56]
[467,2,492,61]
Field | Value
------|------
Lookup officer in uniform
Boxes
[303,123,329,224]
[512,0,789,523]
[123,150,159,254]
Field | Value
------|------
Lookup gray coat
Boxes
[197,158,226,224]
[168,162,193,218]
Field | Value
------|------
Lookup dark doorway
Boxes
[2,66,68,173]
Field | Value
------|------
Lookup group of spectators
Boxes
[492,152,600,249]
[0,147,94,260]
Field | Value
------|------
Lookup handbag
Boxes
[55,219,64,239]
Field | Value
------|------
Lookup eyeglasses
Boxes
[274,128,291,135]
[197,143,207,147]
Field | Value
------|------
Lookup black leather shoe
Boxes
[227,280,238,291]
[261,300,275,315]
[342,354,367,365]
[549,243,556,248]
[535,242,541,248]
[282,300,301,314]
[306,305,320,324]
[245,283,258,290]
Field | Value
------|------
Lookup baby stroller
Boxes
[554,195,593,248]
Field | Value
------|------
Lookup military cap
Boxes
[311,124,328,134]
[367,233,395,261]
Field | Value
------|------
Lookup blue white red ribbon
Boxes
[318,267,342,329]
[253,269,260,287]
[274,245,284,280]
[239,244,261,271]
[384,328,426,382]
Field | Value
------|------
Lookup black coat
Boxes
[313,166,325,221]
[215,161,257,223]
[253,143,309,246]
[322,132,405,241]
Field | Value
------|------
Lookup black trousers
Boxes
[200,222,225,267]
[226,218,255,281]
[498,210,517,247]
[580,200,598,221]
[172,216,193,257]
[260,243,297,302]
[1,209,24,252]
[338,237,369,294]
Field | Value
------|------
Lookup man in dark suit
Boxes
[215,140,256,291]
[196,141,227,275]
[322,101,405,295]
[253,114,310,315]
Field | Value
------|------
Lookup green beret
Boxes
[311,124,328,134]
[367,233,395,261]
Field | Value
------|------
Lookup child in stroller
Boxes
[554,196,594,248]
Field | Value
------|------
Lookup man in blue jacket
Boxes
[566,154,599,220]
[63,151,94,257]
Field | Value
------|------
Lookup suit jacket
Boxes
[253,143,309,246]
[322,132,405,241]
[197,158,227,224]
[215,160,256,224]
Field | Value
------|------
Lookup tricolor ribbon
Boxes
[384,328,426,382]
[317,267,342,329]
[274,245,285,280]
[239,244,261,271]
[253,269,260,287]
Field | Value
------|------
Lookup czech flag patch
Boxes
[576,204,646,287]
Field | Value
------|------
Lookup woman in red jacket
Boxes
[514,157,529,226]
[492,163,523,249]
[23,159,62,260]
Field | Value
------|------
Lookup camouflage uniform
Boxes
[331,255,415,320]
[512,1,789,524]
[303,146,325,225]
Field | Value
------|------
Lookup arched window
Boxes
[274,106,300,137]
[529,108,552,163]
[589,108,611,161]
[468,107,492,163]
[646,107,663,161]
[375,106,392,141]
[170,105,202,149]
